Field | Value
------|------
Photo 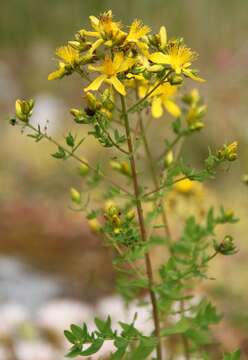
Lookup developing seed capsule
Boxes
[70,187,81,204]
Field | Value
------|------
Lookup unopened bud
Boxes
[164,150,174,168]
[126,210,135,221]
[168,74,183,85]
[78,163,89,176]
[88,218,102,233]
[15,99,34,122]
[70,187,81,204]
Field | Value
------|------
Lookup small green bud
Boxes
[70,187,81,204]
[214,235,238,256]
[110,161,122,171]
[168,73,183,85]
[78,163,89,176]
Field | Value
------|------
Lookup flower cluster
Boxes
[48,10,204,119]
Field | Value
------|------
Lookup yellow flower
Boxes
[149,42,205,82]
[48,45,80,80]
[139,82,181,118]
[80,11,126,54]
[123,19,150,54]
[85,52,135,95]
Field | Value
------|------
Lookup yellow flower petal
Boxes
[152,97,163,118]
[89,39,104,54]
[84,74,107,92]
[149,52,171,64]
[109,76,126,95]
[163,99,181,118]
[48,63,66,81]
[183,69,205,82]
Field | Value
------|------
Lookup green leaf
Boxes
[95,316,114,337]
[161,318,191,336]
[64,330,77,344]
[66,345,81,358]
[80,338,104,356]
[111,338,129,360]
[129,337,157,360]
[51,146,66,159]
[70,324,85,339]
[223,349,241,360]
[66,132,75,147]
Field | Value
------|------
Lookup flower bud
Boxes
[217,142,238,162]
[120,161,132,177]
[148,64,164,73]
[86,92,100,111]
[88,218,102,233]
[125,209,135,221]
[214,235,237,255]
[70,187,81,204]
[68,41,81,50]
[70,108,82,117]
[104,200,118,214]
[168,74,183,85]
[164,151,174,168]
[159,26,167,49]
[78,163,89,176]
[110,161,122,171]
[113,227,121,235]
[15,99,34,122]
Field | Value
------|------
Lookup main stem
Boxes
[138,111,190,359]
[120,95,162,360]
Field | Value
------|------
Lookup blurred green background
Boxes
[0,0,248,357]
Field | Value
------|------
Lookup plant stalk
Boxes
[120,95,162,360]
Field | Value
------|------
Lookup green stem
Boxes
[120,95,163,360]
[126,71,171,114]
[26,123,132,196]
[136,104,192,359]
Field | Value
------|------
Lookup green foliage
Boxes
[64,316,157,359]
[223,349,241,360]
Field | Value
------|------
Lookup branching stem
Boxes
[26,123,132,196]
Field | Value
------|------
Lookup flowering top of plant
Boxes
[47,10,204,118]
[8,10,240,360]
